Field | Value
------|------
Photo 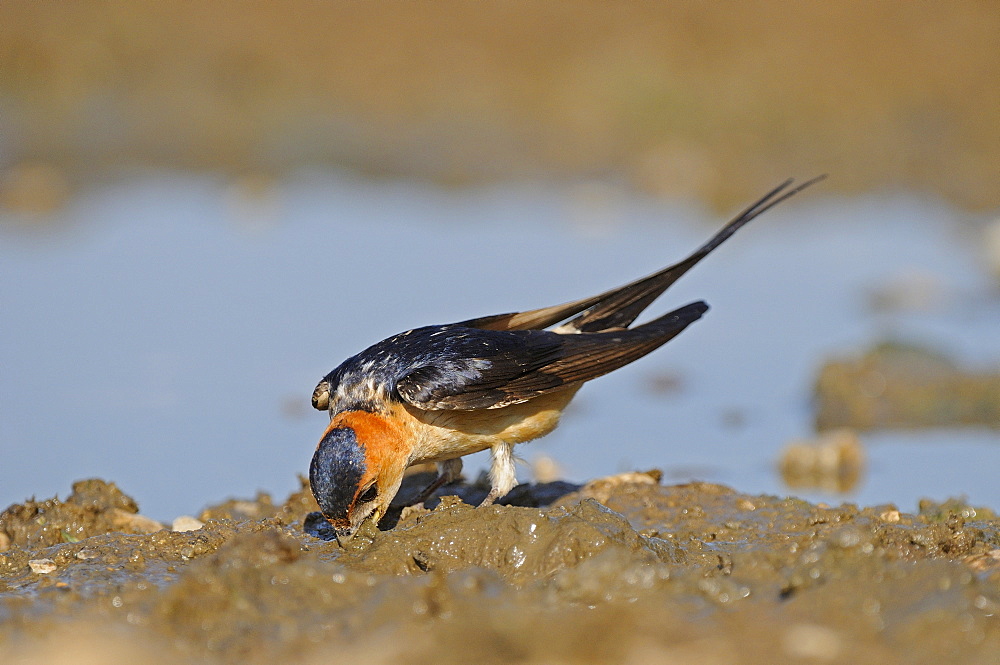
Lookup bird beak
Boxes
[334,526,357,546]
[334,505,384,546]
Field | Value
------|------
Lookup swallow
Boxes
[309,176,824,542]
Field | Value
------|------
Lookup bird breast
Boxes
[396,386,582,466]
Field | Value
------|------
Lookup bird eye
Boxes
[313,383,330,411]
[312,382,331,410]
[357,483,378,504]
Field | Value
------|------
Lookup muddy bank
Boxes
[3,476,1000,664]
[814,341,1000,432]
[3,4,1000,210]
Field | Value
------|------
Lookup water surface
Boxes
[3,172,998,519]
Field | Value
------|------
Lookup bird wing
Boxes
[396,301,707,410]
[458,176,824,334]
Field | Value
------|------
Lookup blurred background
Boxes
[2,2,999,520]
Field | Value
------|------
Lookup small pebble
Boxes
[879,509,901,523]
[172,516,205,532]
[28,558,57,574]
[109,509,164,533]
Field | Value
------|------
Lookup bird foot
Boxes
[478,488,501,507]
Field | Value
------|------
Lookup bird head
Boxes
[308,418,406,544]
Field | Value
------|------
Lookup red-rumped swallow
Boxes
[310,177,824,542]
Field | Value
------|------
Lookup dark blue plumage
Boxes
[316,300,710,416]
[315,323,567,413]
[309,427,365,522]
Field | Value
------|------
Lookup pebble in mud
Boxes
[28,558,57,574]
[171,516,205,532]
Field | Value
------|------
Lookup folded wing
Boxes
[396,301,708,410]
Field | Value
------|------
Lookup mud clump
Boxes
[4,476,1000,664]
[0,479,163,551]
[779,429,866,493]
[814,341,1000,431]
[346,497,682,582]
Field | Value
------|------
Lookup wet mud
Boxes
[814,341,1000,432]
[3,475,1000,664]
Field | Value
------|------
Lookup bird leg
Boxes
[479,486,503,507]
[479,441,516,507]
[405,458,463,506]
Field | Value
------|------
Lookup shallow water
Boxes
[2,172,999,518]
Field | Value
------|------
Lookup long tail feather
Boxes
[461,175,825,333]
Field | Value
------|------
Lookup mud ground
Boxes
[3,474,1000,665]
